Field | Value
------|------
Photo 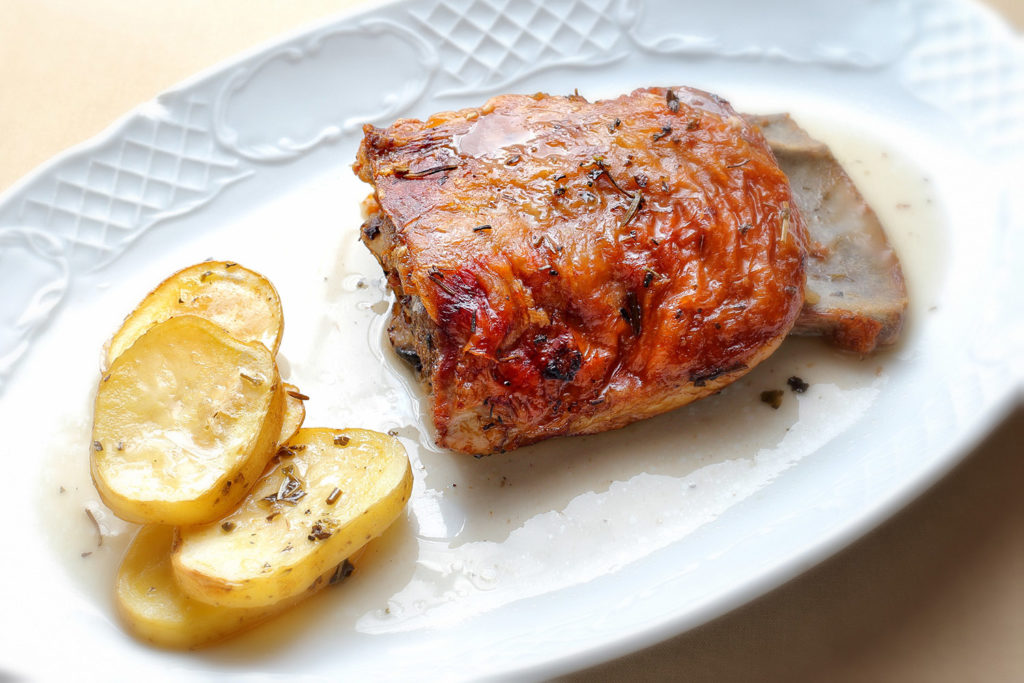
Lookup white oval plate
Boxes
[1,0,1020,679]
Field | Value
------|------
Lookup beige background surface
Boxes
[1,1,1021,680]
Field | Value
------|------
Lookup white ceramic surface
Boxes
[0,0,1020,679]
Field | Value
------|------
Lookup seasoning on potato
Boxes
[91,314,285,525]
[116,525,361,649]
[91,261,414,648]
[172,428,412,608]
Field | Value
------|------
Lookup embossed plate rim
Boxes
[0,0,1021,679]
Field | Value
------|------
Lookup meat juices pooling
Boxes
[355,87,808,455]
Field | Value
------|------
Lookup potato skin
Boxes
[171,428,412,608]
[116,525,282,649]
[278,383,307,445]
[116,525,359,649]
[355,87,808,454]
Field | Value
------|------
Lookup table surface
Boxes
[2,1,1021,681]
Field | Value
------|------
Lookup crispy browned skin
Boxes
[355,87,807,454]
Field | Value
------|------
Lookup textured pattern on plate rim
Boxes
[213,17,439,161]
[902,0,1024,157]
[897,0,1022,392]
[407,0,630,98]
[622,0,916,67]
[0,0,1020,396]
[0,96,250,388]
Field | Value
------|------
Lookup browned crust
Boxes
[356,88,808,454]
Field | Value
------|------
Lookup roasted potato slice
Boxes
[116,525,359,649]
[278,384,307,446]
[105,261,283,367]
[172,428,412,608]
[92,315,284,525]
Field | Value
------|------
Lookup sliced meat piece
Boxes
[748,113,908,353]
[355,87,808,455]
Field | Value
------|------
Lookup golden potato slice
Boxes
[116,525,360,649]
[92,315,284,525]
[172,428,412,608]
[278,384,307,446]
[105,261,283,367]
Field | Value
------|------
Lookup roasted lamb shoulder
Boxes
[355,87,808,455]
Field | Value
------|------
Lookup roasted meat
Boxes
[749,114,908,353]
[355,87,808,455]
